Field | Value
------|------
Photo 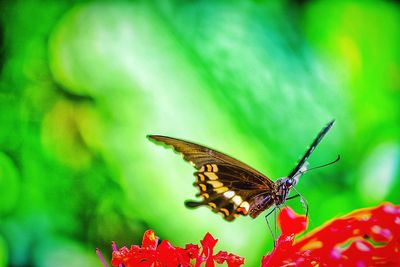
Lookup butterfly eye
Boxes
[285,178,294,187]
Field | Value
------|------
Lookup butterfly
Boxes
[147,120,336,222]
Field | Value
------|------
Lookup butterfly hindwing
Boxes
[188,163,268,221]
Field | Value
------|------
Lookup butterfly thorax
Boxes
[274,177,297,207]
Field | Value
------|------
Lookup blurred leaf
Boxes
[33,236,100,267]
[0,152,20,215]
[0,235,8,267]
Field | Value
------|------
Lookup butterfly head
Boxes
[276,176,297,191]
[284,177,297,188]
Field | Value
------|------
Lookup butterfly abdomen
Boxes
[249,194,275,218]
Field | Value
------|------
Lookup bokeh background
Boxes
[0,1,399,266]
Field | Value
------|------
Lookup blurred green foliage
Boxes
[0,0,399,266]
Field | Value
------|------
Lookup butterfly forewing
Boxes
[288,120,335,178]
[147,135,275,221]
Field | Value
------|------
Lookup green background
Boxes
[0,1,399,266]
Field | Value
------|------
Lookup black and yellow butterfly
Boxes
[148,120,336,221]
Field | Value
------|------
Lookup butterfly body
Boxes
[248,171,303,219]
[148,120,334,221]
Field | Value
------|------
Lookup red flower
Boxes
[262,202,400,266]
[97,202,399,266]
[107,230,244,267]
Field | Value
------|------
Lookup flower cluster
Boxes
[262,202,400,266]
[97,202,399,266]
[102,230,244,267]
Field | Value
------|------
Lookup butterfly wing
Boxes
[148,135,275,221]
[288,120,335,178]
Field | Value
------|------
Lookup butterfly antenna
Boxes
[302,154,340,174]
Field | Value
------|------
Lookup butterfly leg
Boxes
[274,207,277,244]
[290,188,309,218]
[301,195,309,218]
[286,193,300,201]
[264,207,277,246]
